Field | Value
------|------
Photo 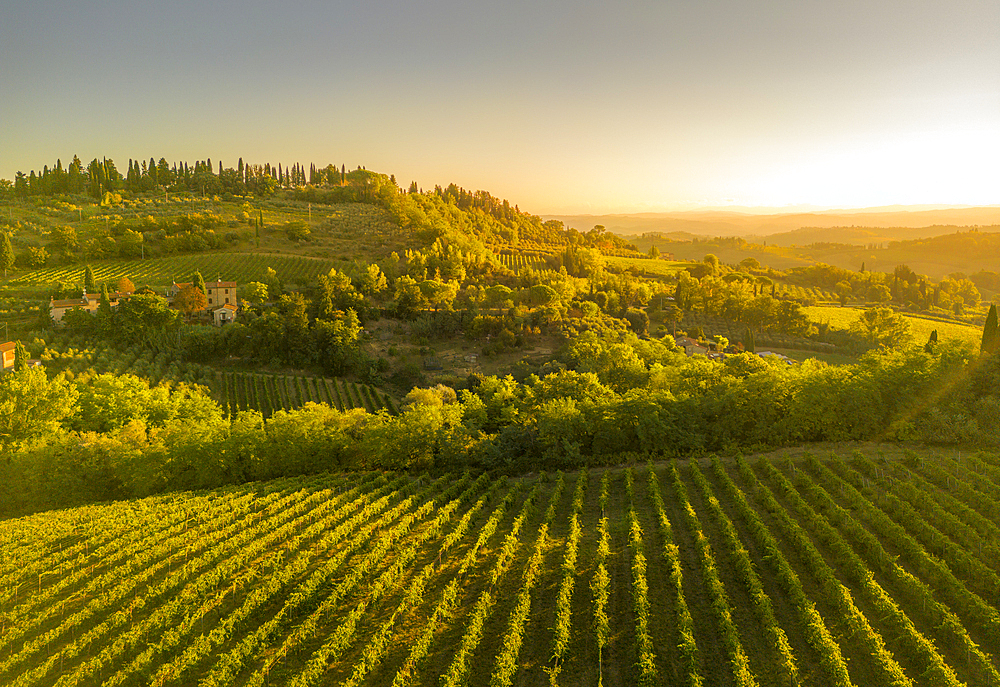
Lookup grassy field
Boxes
[803,305,983,349]
[4,445,1000,687]
[605,255,689,279]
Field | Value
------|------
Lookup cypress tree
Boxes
[0,232,14,278]
[98,283,112,315]
[745,328,756,353]
[925,329,938,354]
[84,264,96,293]
[982,304,999,355]
[13,341,27,371]
[192,271,207,295]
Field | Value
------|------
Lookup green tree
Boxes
[119,230,144,259]
[527,284,559,308]
[26,246,48,268]
[314,309,363,376]
[981,304,999,355]
[50,226,79,253]
[113,293,178,346]
[36,302,52,330]
[662,304,681,336]
[62,306,95,334]
[867,283,891,303]
[264,267,282,298]
[357,263,388,297]
[84,265,96,293]
[0,367,78,459]
[192,271,207,295]
[703,254,720,276]
[418,279,457,313]
[834,280,853,306]
[243,281,269,306]
[849,307,912,349]
[284,220,311,242]
[0,232,14,278]
[485,285,514,314]
[625,308,649,335]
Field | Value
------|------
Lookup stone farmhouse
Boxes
[168,279,238,325]
[168,279,237,309]
[49,291,130,324]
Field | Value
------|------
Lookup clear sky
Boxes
[2,0,997,214]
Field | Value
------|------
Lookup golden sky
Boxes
[2,0,997,213]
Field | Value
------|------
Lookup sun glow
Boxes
[742,128,1000,209]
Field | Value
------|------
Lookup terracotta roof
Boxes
[0,342,15,352]
[173,281,237,290]
[51,298,90,308]
[215,303,238,311]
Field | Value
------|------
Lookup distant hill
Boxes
[610,226,1000,280]
[545,206,1000,243]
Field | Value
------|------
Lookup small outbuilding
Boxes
[213,303,238,326]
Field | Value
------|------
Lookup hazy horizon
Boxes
[3,0,997,215]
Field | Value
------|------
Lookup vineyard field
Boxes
[4,448,1000,686]
[35,339,399,416]
[495,252,549,272]
[774,282,839,302]
[11,253,339,289]
[215,371,397,417]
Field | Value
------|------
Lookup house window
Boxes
[225,297,230,304]
[209,298,213,304]
[225,289,229,294]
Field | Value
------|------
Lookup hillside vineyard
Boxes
[3,450,1000,687]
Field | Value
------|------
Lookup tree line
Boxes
[10,155,347,200]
